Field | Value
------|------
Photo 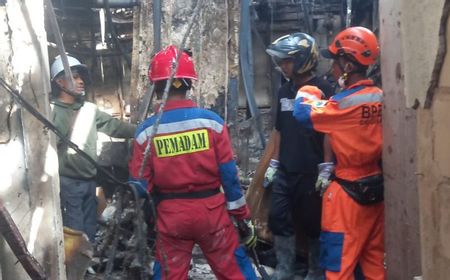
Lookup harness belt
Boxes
[153,188,221,202]
[334,174,384,205]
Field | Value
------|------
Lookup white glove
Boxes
[315,162,335,195]
[263,159,279,188]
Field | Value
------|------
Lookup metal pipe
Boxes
[102,0,132,68]
[0,199,48,280]
[93,0,139,8]
[44,0,75,90]
[153,0,161,52]
[300,0,313,34]
[346,0,352,27]
[239,0,266,149]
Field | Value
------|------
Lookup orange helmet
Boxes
[148,45,197,82]
[321,26,379,66]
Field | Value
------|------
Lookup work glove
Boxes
[127,180,148,199]
[237,219,258,249]
[315,162,335,196]
[263,159,279,188]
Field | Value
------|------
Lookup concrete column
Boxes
[379,0,422,278]
[416,7,450,279]
[0,1,65,279]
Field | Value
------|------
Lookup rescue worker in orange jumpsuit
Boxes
[128,45,258,280]
[292,27,385,280]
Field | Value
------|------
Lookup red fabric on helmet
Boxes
[148,45,198,82]
[327,27,379,66]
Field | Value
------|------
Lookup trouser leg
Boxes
[359,205,385,280]
[82,180,98,243]
[294,175,324,280]
[198,223,257,280]
[268,169,295,236]
[153,232,194,280]
[268,169,297,279]
[321,182,384,280]
[60,177,88,237]
[295,174,322,239]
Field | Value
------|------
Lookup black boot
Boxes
[271,235,296,280]
[304,238,324,280]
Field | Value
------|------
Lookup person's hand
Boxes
[315,162,335,195]
[237,219,257,249]
[263,159,279,188]
[127,180,148,198]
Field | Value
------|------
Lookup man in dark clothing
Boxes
[265,33,334,280]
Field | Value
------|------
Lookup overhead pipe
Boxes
[300,0,313,34]
[239,0,266,149]
[346,0,352,27]
[136,0,161,122]
[153,0,161,52]
[102,0,132,68]
[44,0,76,91]
[93,0,139,8]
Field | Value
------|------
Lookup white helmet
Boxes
[50,55,88,81]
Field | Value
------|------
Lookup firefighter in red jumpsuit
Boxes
[128,45,258,280]
[292,27,385,280]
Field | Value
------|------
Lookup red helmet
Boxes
[322,26,379,66]
[148,45,197,82]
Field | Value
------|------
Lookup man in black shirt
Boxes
[265,33,334,280]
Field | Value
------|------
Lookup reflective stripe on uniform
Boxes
[280,98,295,112]
[136,118,223,145]
[296,90,320,101]
[338,93,383,110]
[227,196,246,210]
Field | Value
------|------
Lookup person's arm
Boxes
[128,127,153,196]
[214,122,257,248]
[293,85,357,134]
[214,122,250,221]
[323,135,333,163]
[96,109,136,138]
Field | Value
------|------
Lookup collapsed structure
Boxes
[0,0,449,279]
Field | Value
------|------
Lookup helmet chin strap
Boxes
[336,57,353,88]
[55,82,86,102]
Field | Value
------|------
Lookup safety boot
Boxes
[271,235,296,280]
[304,238,325,280]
